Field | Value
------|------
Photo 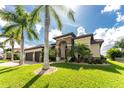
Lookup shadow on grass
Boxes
[22,69,46,88]
[43,83,49,88]
[0,67,19,74]
[51,62,124,74]
[0,67,13,71]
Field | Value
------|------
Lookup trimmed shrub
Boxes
[101,55,107,63]
[14,53,20,60]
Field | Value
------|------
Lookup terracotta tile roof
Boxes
[53,32,76,39]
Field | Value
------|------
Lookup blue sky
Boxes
[0,5,124,55]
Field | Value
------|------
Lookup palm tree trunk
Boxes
[20,30,25,65]
[43,6,49,70]
[11,39,14,61]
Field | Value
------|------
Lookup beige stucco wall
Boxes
[90,44,100,57]
[74,36,101,57]
[74,36,91,48]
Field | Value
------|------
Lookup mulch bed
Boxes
[34,66,58,75]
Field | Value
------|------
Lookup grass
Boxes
[0,60,124,87]
[0,60,10,63]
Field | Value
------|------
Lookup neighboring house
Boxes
[0,54,3,60]
[5,48,20,59]
[24,32,104,62]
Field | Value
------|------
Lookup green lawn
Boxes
[0,60,124,88]
[0,60,10,63]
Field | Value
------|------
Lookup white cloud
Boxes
[0,18,7,27]
[0,5,5,9]
[101,5,121,13]
[0,5,7,27]
[35,23,42,33]
[94,26,124,55]
[77,26,87,36]
[116,12,124,22]
[49,29,62,42]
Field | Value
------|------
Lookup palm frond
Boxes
[2,24,19,35]
[30,5,44,25]
[14,26,22,44]
[15,5,25,16]
[54,5,75,22]
[0,9,18,22]
[30,30,39,40]
[67,9,75,22]
[2,37,11,45]
[26,26,39,40]
[49,6,62,30]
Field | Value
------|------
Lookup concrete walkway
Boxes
[0,60,40,67]
[0,62,19,67]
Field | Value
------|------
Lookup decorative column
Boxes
[56,45,60,61]
[67,44,72,51]
[39,48,43,62]
[66,44,72,61]
[33,51,35,62]
[4,53,6,60]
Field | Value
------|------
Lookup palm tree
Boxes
[0,25,21,61]
[31,5,75,69]
[0,42,6,59]
[0,6,39,65]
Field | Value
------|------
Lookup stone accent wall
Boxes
[90,43,100,57]
[74,36,101,57]
[55,35,73,61]
[74,37,91,47]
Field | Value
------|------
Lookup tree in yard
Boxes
[31,5,75,69]
[0,6,39,65]
[114,38,124,57]
[114,38,124,50]
[107,48,122,60]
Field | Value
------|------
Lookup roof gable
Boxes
[74,34,93,40]
[53,32,76,39]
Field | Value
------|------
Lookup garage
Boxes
[35,51,42,62]
[25,52,33,61]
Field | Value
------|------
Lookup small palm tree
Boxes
[31,5,75,69]
[0,6,39,65]
[73,44,91,63]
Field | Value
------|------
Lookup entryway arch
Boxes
[59,41,67,60]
